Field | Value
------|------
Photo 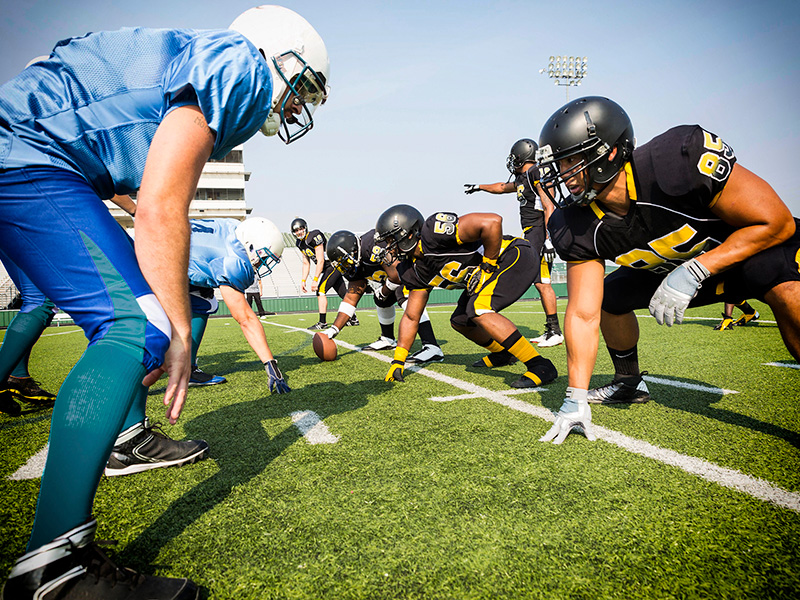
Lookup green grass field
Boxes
[1,299,798,599]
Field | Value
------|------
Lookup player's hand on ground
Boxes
[649,258,710,326]
[540,388,596,445]
[264,359,290,393]
[385,361,405,382]
[143,332,191,425]
[323,325,339,339]
[464,184,480,194]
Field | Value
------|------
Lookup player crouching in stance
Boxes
[0,4,329,598]
[375,205,557,387]
[323,229,443,363]
[534,96,799,444]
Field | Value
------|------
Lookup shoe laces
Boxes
[79,541,145,590]
[144,420,174,441]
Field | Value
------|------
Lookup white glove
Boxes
[543,238,556,264]
[540,388,596,445]
[464,184,480,194]
[322,325,339,339]
[649,258,710,326]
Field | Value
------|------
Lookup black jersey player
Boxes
[374,205,557,388]
[323,229,443,364]
[464,138,563,347]
[291,217,356,329]
[534,96,799,444]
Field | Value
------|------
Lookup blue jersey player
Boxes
[0,5,330,599]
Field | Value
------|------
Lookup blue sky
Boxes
[2,0,799,235]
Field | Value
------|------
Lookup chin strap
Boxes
[261,111,281,136]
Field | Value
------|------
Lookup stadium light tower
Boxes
[539,55,588,101]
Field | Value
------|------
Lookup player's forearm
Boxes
[564,307,600,389]
[696,220,795,275]
[135,209,191,341]
[239,315,274,362]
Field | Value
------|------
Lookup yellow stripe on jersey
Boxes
[473,243,520,313]
[624,162,637,201]
[588,201,605,220]
[795,248,800,273]
[715,281,725,295]
[455,224,463,245]
[708,189,724,209]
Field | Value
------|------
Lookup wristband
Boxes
[393,347,409,363]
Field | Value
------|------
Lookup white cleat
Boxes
[537,331,564,348]
[362,336,397,351]
[407,344,444,365]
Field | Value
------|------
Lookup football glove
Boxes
[264,360,290,394]
[543,238,556,264]
[322,325,340,339]
[466,257,498,296]
[649,258,710,326]
[374,285,389,303]
[464,184,480,194]
[540,388,596,445]
[385,347,408,382]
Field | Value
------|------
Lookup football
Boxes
[312,332,338,361]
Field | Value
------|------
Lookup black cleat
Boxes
[510,356,558,388]
[471,351,517,368]
[0,389,22,417]
[588,373,651,404]
[1,519,199,600]
[308,321,327,331]
[105,418,209,477]
[7,376,57,405]
[188,366,226,387]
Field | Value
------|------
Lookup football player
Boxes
[374,205,558,387]
[323,229,444,364]
[291,217,358,330]
[104,216,290,477]
[464,138,564,347]
[0,6,329,599]
[0,251,57,416]
[535,96,799,444]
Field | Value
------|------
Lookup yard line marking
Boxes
[763,362,800,370]
[40,329,83,337]
[430,388,548,402]
[9,443,49,481]
[291,410,339,444]
[265,321,800,513]
[643,375,739,395]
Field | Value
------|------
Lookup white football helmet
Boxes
[229,5,330,144]
[235,217,285,278]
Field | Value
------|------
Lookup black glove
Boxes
[464,184,480,194]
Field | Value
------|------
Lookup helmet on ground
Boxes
[536,96,635,208]
[506,138,538,174]
[230,5,330,144]
[327,230,361,278]
[290,217,308,235]
[235,217,285,278]
[375,204,424,262]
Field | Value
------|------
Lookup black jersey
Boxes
[515,166,544,230]
[396,212,483,290]
[548,125,737,275]
[296,229,328,266]
[351,229,390,284]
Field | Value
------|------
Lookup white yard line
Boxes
[763,362,800,370]
[291,410,339,444]
[267,321,800,513]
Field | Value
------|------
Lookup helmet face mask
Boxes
[506,138,538,174]
[235,217,285,279]
[229,5,330,145]
[290,217,307,239]
[327,230,361,278]
[537,96,634,209]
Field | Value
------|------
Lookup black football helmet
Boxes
[327,230,361,278]
[536,96,635,208]
[375,204,424,262]
[290,217,307,234]
[506,138,538,174]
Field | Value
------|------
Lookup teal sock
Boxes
[119,383,149,433]
[1,304,54,380]
[191,313,209,366]
[28,340,146,550]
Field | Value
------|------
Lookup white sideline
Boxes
[763,362,800,370]
[269,321,800,514]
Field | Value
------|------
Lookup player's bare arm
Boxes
[331,280,368,330]
[108,194,137,216]
[219,285,274,362]
[454,213,503,259]
[397,288,429,351]
[312,244,325,290]
[564,260,606,390]
[699,164,796,274]
[135,104,214,423]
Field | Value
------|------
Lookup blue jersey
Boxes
[188,219,255,293]
[0,27,271,199]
